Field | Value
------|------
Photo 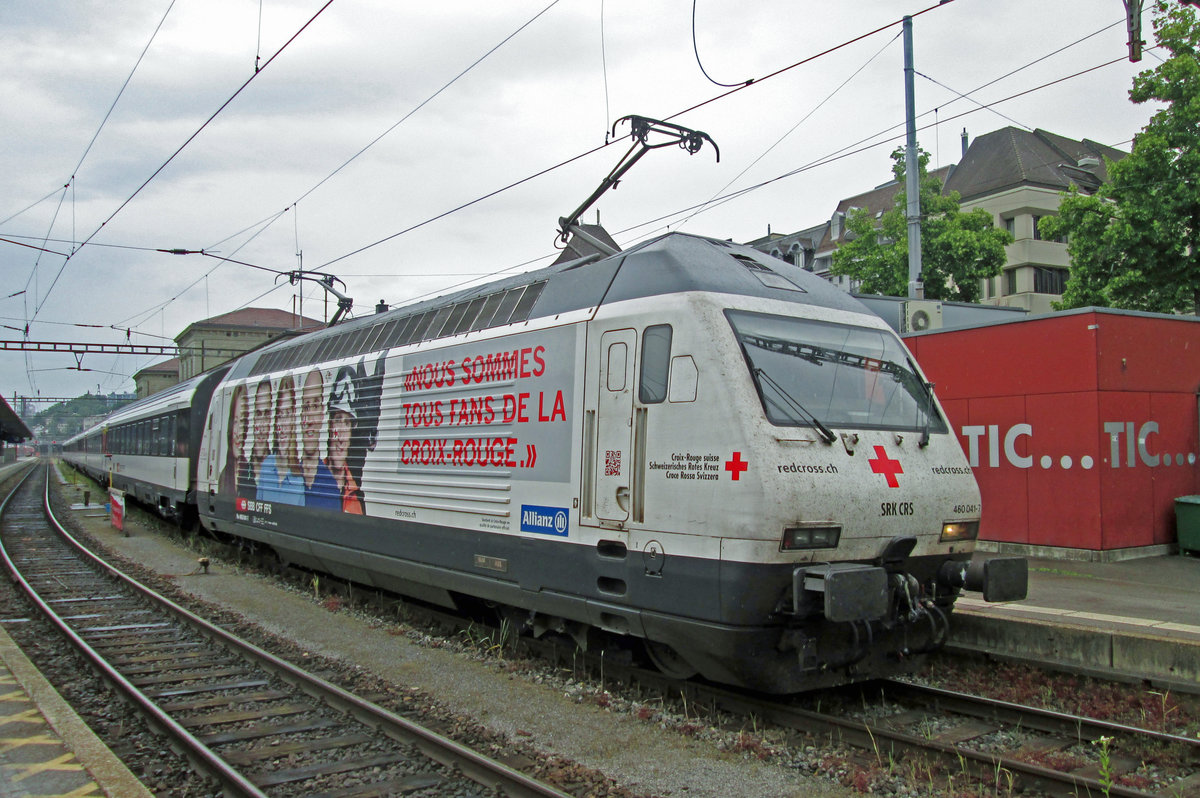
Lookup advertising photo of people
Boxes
[251,378,272,487]
[222,354,386,513]
[219,383,253,498]
[300,368,341,510]
[327,366,364,514]
[256,374,305,505]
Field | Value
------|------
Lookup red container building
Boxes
[905,308,1200,558]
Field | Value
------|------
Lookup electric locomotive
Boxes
[194,230,1026,693]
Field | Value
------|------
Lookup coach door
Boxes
[593,328,636,522]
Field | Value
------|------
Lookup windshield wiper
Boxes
[918,381,935,448]
[753,368,837,444]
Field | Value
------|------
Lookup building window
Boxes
[1031,215,1066,242]
[1034,267,1069,295]
[1002,217,1015,236]
[1005,269,1017,296]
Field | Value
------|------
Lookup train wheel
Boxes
[644,640,698,680]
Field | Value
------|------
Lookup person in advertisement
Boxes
[250,378,272,487]
[327,366,364,514]
[219,383,254,498]
[300,368,340,510]
[257,374,305,505]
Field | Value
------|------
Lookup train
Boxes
[62,366,230,523]
[63,230,1027,693]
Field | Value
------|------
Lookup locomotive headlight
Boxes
[940,521,979,542]
[781,526,841,551]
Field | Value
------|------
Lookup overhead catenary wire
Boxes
[320,0,958,273]
[0,186,71,229]
[26,0,967,346]
[111,0,568,335]
[917,71,1033,132]
[676,30,904,231]
[337,4,1136,307]
[618,51,1146,244]
[28,0,337,327]
[17,0,178,332]
[9,3,1149,393]
[691,0,752,88]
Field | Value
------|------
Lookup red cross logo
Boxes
[868,445,903,488]
[725,451,749,481]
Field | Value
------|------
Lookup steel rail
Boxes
[0,464,269,797]
[689,681,1162,798]
[37,463,570,798]
[882,679,1200,753]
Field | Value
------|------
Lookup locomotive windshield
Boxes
[727,309,947,435]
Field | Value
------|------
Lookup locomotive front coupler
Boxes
[937,555,1029,603]
[790,535,922,623]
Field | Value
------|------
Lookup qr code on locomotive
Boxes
[604,449,621,476]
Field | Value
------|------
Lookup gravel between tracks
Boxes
[56,475,853,798]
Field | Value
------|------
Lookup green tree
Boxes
[830,148,1012,302]
[1041,1,1200,313]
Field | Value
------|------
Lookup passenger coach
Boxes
[63,367,229,523]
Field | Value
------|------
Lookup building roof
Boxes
[133,357,180,379]
[942,127,1127,202]
[817,165,954,255]
[745,222,829,259]
[176,308,323,341]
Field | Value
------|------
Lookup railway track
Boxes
[43,462,1200,796]
[390,586,1200,796]
[580,666,1196,797]
[0,463,571,798]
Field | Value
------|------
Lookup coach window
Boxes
[177,411,190,458]
[639,325,672,403]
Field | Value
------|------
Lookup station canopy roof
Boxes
[0,395,32,443]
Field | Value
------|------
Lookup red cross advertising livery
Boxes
[71,231,1027,694]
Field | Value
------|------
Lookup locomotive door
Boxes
[201,389,226,496]
[594,328,636,522]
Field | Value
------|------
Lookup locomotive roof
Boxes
[232,232,873,380]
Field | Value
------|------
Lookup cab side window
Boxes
[639,325,672,404]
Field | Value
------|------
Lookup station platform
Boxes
[0,618,151,796]
[954,552,1200,688]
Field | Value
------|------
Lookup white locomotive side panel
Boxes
[203,321,587,542]
[377,323,579,535]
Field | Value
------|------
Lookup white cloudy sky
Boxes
[0,0,1163,408]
